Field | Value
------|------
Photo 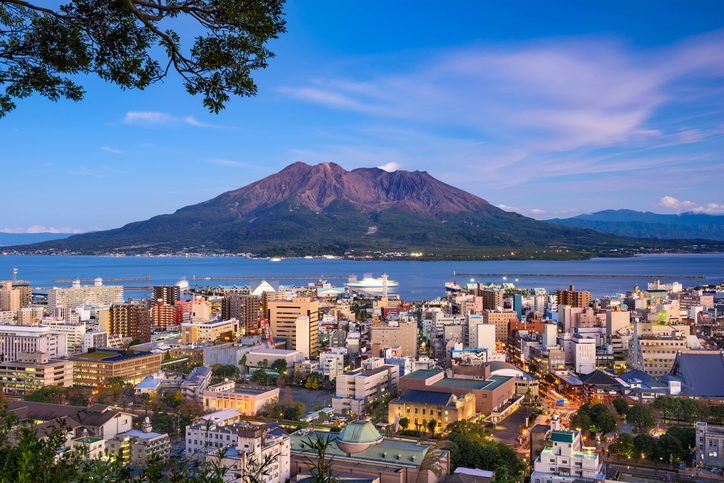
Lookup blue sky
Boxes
[1,0,723,233]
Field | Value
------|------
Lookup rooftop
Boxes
[394,390,456,406]
[431,374,512,391]
[71,349,156,362]
[401,369,443,380]
[291,430,436,468]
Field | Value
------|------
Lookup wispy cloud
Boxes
[377,162,401,172]
[282,32,723,153]
[123,111,217,128]
[658,196,724,214]
[1,225,86,234]
[100,146,122,154]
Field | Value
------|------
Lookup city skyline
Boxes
[2,1,723,233]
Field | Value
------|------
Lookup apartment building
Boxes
[483,310,518,343]
[556,285,592,308]
[185,421,290,483]
[222,293,260,334]
[47,279,123,311]
[109,303,152,343]
[332,358,400,416]
[370,320,418,357]
[531,430,604,483]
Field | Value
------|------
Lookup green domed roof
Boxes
[336,419,383,454]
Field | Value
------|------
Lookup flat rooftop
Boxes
[71,350,155,362]
[401,369,443,380]
[432,375,512,391]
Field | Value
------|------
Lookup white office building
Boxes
[0,325,67,361]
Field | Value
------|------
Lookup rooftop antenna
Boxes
[12,268,17,282]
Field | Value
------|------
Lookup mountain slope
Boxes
[13,163,721,258]
[550,209,724,241]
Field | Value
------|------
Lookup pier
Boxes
[451,272,704,279]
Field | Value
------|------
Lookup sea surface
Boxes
[0,253,721,300]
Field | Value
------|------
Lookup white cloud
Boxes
[282,31,724,154]
[123,111,216,128]
[657,196,724,214]
[100,146,122,154]
[377,162,401,172]
[1,226,86,234]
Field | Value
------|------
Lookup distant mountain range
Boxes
[10,163,722,258]
[549,210,724,241]
[0,232,73,247]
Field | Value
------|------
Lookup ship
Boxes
[345,273,398,292]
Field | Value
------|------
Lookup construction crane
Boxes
[258,316,275,348]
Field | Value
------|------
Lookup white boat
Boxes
[270,257,282,262]
[346,273,398,291]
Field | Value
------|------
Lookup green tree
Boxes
[271,358,288,376]
[399,417,410,431]
[633,434,657,459]
[653,396,679,421]
[627,405,657,433]
[609,433,635,459]
[654,434,684,466]
[613,398,629,416]
[446,420,524,482]
[212,363,240,383]
[666,426,695,456]
[0,0,287,117]
[427,418,438,435]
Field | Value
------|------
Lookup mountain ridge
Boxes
[550,209,724,241]
[11,163,722,258]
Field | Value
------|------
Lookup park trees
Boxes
[571,403,617,436]
[627,405,657,434]
[445,420,525,482]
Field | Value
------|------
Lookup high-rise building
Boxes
[152,301,183,330]
[222,294,260,334]
[483,310,518,343]
[153,285,180,306]
[0,281,21,314]
[48,279,123,312]
[479,288,504,311]
[266,298,319,358]
[556,285,592,308]
[369,320,418,357]
[109,303,151,343]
